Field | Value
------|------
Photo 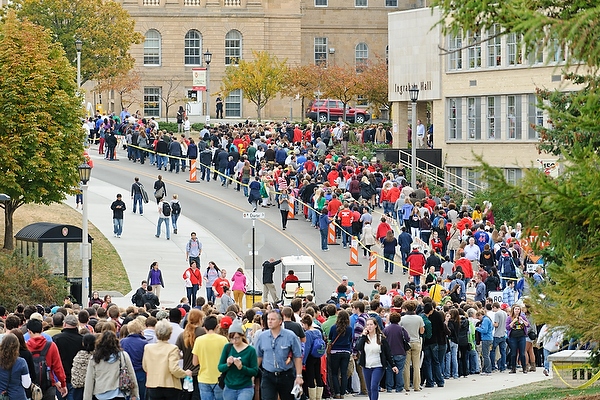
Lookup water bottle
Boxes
[183,376,194,392]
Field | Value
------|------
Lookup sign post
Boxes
[243,212,265,296]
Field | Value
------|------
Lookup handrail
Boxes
[397,148,486,198]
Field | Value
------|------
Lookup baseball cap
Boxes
[29,312,44,322]
[500,303,509,310]
[220,316,233,329]
[64,315,79,327]
[341,276,348,280]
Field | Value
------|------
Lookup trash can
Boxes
[245,290,263,309]
[68,278,83,306]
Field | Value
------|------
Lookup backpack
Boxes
[162,201,171,217]
[171,201,181,215]
[131,292,139,306]
[32,342,52,391]
[309,330,326,358]
[420,313,433,340]
[131,132,139,146]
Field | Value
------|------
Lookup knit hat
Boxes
[229,318,244,335]
[29,312,44,322]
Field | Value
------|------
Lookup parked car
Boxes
[305,99,371,124]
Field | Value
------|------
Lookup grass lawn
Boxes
[460,379,600,400]
[0,202,130,295]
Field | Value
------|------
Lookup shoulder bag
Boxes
[118,352,135,395]
[218,343,234,389]
[326,331,343,356]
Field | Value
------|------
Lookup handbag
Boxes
[218,343,234,389]
[30,383,43,400]
[118,352,135,395]
[326,332,343,356]
[528,330,538,341]
[401,327,411,352]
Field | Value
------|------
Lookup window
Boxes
[446,167,463,191]
[448,34,462,70]
[448,98,461,140]
[507,95,522,139]
[487,24,501,67]
[467,97,481,139]
[551,38,565,63]
[487,96,500,139]
[355,0,367,6]
[225,30,242,65]
[315,0,327,6]
[184,30,202,66]
[385,0,398,5]
[467,30,481,68]
[505,168,522,185]
[355,43,368,72]
[528,42,543,64]
[467,168,482,193]
[315,37,327,67]
[144,30,161,66]
[144,87,161,117]
[225,89,242,117]
[528,94,543,139]
[507,33,522,66]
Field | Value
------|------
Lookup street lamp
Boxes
[409,85,419,189]
[204,50,212,119]
[78,162,91,306]
[76,39,82,89]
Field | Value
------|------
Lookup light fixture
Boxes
[204,49,212,65]
[78,163,91,185]
[76,39,82,52]
[409,84,419,102]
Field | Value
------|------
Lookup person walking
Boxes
[131,177,146,215]
[400,300,424,392]
[255,310,303,400]
[70,334,96,400]
[147,262,165,299]
[120,320,148,400]
[183,261,202,307]
[300,315,325,400]
[327,309,353,399]
[110,194,126,238]
[154,175,167,204]
[355,318,398,400]
[192,316,229,400]
[231,267,247,307]
[186,232,203,266]
[170,194,182,234]
[383,312,409,393]
[175,309,206,400]
[156,197,171,240]
[261,258,281,303]
[54,314,84,400]
[279,188,291,230]
[203,261,220,304]
[0,333,30,400]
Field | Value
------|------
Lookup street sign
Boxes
[243,212,265,219]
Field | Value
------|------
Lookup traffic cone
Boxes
[347,236,362,266]
[287,195,297,220]
[186,159,200,183]
[328,222,339,245]
[364,251,380,283]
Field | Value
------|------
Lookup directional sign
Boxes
[243,212,265,219]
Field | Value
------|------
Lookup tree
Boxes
[156,78,187,123]
[10,0,143,85]
[358,57,390,120]
[285,64,324,116]
[220,50,289,121]
[320,65,362,121]
[0,12,85,250]
[95,69,142,111]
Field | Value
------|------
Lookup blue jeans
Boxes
[508,335,527,371]
[363,367,384,400]
[444,341,458,378]
[320,228,328,250]
[386,354,406,392]
[171,212,180,232]
[149,152,156,165]
[200,165,211,181]
[206,286,216,304]
[468,348,480,374]
[135,369,147,400]
[198,382,223,400]
[157,154,168,169]
[242,177,250,196]
[113,218,123,236]
[169,156,180,172]
[543,348,551,371]
[413,275,421,286]
[57,382,73,400]
[133,193,143,214]
[156,217,170,239]
[481,340,492,373]
[341,226,351,247]
[492,336,507,371]
[72,388,83,400]
[422,344,435,386]
[434,343,447,386]
[223,386,253,400]
[384,253,395,273]
[187,284,199,306]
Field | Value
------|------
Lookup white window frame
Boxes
[448,34,462,70]
[385,0,398,6]
[487,24,502,67]
[467,30,481,69]
[144,87,161,117]
[507,33,522,66]
[355,0,367,7]
[505,168,522,185]
[508,95,517,139]
[184,30,202,66]
[225,30,242,66]
[355,42,368,72]
[144,30,161,66]
[315,0,327,6]
[315,37,327,67]
[448,98,458,140]
[467,97,476,139]
[225,89,242,118]
[487,96,496,139]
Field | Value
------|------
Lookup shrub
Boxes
[0,251,69,310]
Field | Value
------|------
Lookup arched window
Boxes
[184,30,202,66]
[225,30,242,65]
[144,30,161,66]
[355,42,368,72]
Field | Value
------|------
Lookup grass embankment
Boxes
[0,202,130,295]
[460,379,600,400]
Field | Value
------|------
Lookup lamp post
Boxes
[408,85,419,189]
[204,50,212,119]
[76,39,82,89]
[78,163,91,306]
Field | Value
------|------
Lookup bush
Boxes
[158,122,178,133]
[0,251,69,310]
[191,123,205,132]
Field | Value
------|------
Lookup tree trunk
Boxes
[3,200,17,250]
[257,105,262,122]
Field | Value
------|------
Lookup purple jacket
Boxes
[147,269,164,287]
[506,312,529,337]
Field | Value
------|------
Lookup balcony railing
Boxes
[142,0,160,5]
[223,0,241,6]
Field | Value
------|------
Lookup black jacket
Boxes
[355,335,395,369]
[262,259,282,284]
[111,199,126,219]
[142,291,160,309]
[53,327,84,382]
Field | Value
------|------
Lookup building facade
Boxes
[90,0,412,121]
[389,8,570,190]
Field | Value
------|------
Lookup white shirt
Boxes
[364,336,383,368]
[416,123,426,137]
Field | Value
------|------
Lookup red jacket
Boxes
[406,250,427,277]
[183,267,202,286]
[282,274,299,289]
[455,257,474,279]
[376,222,392,241]
[27,335,67,388]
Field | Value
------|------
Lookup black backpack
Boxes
[32,342,52,390]
[162,202,171,217]
[171,202,181,215]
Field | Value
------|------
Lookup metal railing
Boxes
[398,148,486,198]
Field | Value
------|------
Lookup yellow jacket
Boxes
[143,340,187,389]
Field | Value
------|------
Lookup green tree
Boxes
[285,64,323,118]
[0,12,85,250]
[10,0,143,85]
[220,50,288,121]
[358,57,390,120]
[320,65,362,121]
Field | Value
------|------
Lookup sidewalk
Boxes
[66,177,246,309]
